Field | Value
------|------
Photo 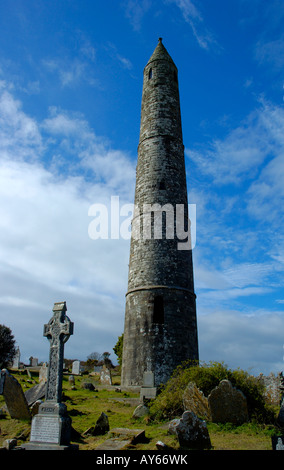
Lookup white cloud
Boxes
[247,153,284,223]
[255,36,284,70]
[0,84,136,363]
[166,0,220,51]
[0,82,283,374]
[198,309,284,375]
[123,0,152,31]
[187,99,284,187]
[42,56,98,88]
[0,89,42,160]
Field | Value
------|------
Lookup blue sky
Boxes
[0,0,283,375]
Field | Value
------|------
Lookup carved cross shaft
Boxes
[43,302,73,403]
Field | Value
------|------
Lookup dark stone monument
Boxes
[23,301,77,450]
[0,369,31,420]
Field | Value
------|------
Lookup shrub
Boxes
[149,361,276,424]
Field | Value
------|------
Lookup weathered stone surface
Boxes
[24,380,46,407]
[95,438,132,451]
[0,369,31,420]
[109,428,146,443]
[100,366,112,385]
[95,428,145,450]
[156,440,168,449]
[39,363,48,383]
[170,411,211,450]
[93,412,109,435]
[168,418,180,435]
[258,372,284,406]
[183,382,211,420]
[121,39,198,388]
[208,379,249,425]
[68,375,75,385]
[30,400,42,416]
[81,381,96,391]
[132,404,150,418]
[272,435,284,450]
[2,438,17,450]
[72,360,80,375]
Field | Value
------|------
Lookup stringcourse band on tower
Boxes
[121,39,199,388]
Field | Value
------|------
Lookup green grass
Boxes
[0,371,279,450]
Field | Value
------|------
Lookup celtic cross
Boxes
[43,302,73,403]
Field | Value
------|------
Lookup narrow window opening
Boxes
[173,70,177,83]
[153,296,164,324]
[148,68,153,79]
[159,180,166,190]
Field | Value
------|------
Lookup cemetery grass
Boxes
[0,371,278,451]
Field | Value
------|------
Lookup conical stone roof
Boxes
[146,38,175,66]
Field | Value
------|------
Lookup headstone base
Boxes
[140,387,157,401]
[22,442,78,451]
[26,402,73,448]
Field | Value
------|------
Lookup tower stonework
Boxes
[121,39,198,388]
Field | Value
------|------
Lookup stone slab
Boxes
[0,369,31,420]
[22,442,78,451]
[95,438,133,451]
[143,371,154,387]
[25,381,46,407]
[109,428,145,443]
[95,427,146,450]
[30,414,62,444]
[140,386,157,401]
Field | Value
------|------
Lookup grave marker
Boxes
[0,369,31,420]
[140,371,157,401]
[72,360,81,375]
[23,301,77,450]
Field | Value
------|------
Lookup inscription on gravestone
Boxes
[24,302,75,450]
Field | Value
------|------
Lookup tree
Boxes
[87,352,102,364]
[102,351,113,368]
[0,325,16,369]
[113,334,123,367]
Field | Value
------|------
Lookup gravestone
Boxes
[11,347,21,369]
[23,301,76,450]
[72,360,81,375]
[169,411,211,450]
[24,380,47,407]
[29,357,38,367]
[272,435,284,450]
[140,371,157,401]
[39,363,48,383]
[0,369,31,420]
[182,382,211,420]
[208,379,249,425]
[100,365,112,385]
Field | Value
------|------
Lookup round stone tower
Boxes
[121,39,198,388]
